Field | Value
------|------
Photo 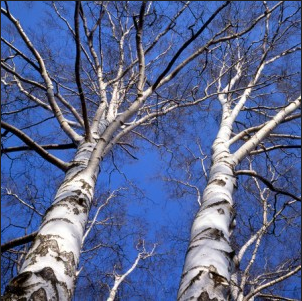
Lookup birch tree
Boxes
[174,2,301,300]
[1,1,301,300]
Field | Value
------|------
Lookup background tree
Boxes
[1,1,301,300]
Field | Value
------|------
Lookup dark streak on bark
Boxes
[202,199,230,211]
[4,267,71,301]
[41,218,73,228]
[30,287,47,300]
[64,167,84,182]
[26,238,60,262]
[73,207,80,215]
[35,268,61,300]
[43,203,69,218]
[209,179,226,186]
[79,179,92,194]
[217,208,225,214]
[24,235,75,278]
[179,271,228,300]
[191,227,211,241]
[3,272,33,299]
[43,196,89,220]
[197,291,219,301]
[185,243,200,256]
[178,269,204,300]
[180,265,207,280]
[191,227,228,243]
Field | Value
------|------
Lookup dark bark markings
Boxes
[4,267,71,301]
[178,163,236,300]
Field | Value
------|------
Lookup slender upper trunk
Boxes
[177,97,301,300]
[177,116,237,301]
[3,140,99,301]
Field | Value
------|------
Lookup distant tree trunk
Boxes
[3,140,99,301]
[177,116,236,300]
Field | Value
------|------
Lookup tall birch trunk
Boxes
[3,140,99,301]
[177,97,301,300]
[177,115,237,301]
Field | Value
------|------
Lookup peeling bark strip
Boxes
[3,141,99,301]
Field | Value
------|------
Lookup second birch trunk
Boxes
[178,117,237,301]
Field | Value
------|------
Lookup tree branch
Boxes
[1,37,40,72]
[245,265,301,300]
[250,144,301,155]
[134,1,147,97]
[2,5,83,143]
[1,143,76,153]
[256,294,300,301]
[74,1,91,142]
[232,97,301,164]
[229,113,302,146]
[1,121,70,172]
[107,240,156,301]
[236,170,301,202]
[1,231,38,253]
[152,1,230,91]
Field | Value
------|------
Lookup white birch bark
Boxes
[233,97,301,165]
[3,140,99,300]
[178,96,301,300]
[177,109,237,300]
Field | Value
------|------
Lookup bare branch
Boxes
[1,231,38,253]
[250,144,301,155]
[2,143,76,153]
[74,1,91,142]
[151,1,230,91]
[51,1,96,73]
[1,37,40,72]
[244,265,301,301]
[2,187,43,216]
[107,240,156,301]
[256,294,300,301]
[81,188,126,247]
[1,121,70,172]
[235,169,301,202]
[232,97,301,165]
[1,6,83,142]
[134,1,147,97]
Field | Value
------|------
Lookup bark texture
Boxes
[3,140,98,301]
[178,116,236,301]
